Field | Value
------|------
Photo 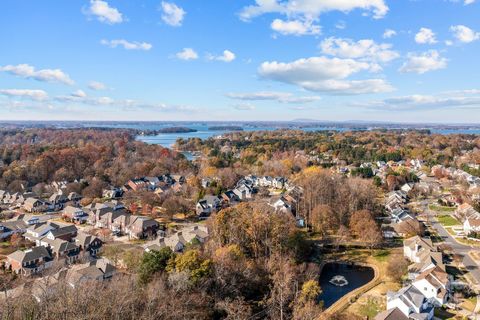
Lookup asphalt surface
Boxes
[423,203,480,286]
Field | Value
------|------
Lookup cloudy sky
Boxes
[1,0,480,122]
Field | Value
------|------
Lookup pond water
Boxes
[318,262,374,308]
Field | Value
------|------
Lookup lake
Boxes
[134,124,352,147]
[76,122,480,148]
[318,262,375,308]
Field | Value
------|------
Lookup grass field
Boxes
[437,214,460,227]
[429,204,456,213]
[357,298,382,318]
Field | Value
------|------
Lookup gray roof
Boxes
[395,285,427,310]
[0,220,27,233]
[41,237,79,255]
[75,232,101,248]
[8,246,51,263]
[374,308,408,320]
[48,225,78,238]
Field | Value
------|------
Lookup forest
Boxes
[0,128,193,196]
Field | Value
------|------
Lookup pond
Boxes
[318,262,374,308]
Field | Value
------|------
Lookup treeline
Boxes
[176,130,480,168]
[0,128,193,195]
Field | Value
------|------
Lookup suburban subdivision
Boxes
[0,127,479,319]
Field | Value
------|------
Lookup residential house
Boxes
[23,197,49,213]
[125,216,159,239]
[403,236,435,263]
[75,232,102,256]
[63,206,88,224]
[408,252,444,278]
[455,203,480,222]
[221,190,239,204]
[412,266,450,306]
[6,246,53,275]
[390,208,414,224]
[386,285,434,320]
[126,178,148,192]
[24,222,60,244]
[196,195,221,217]
[67,192,82,203]
[171,174,186,184]
[463,217,480,235]
[258,176,273,187]
[144,176,161,190]
[0,219,27,240]
[45,224,78,242]
[49,192,68,210]
[38,237,80,263]
[65,258,115,288]
[374,308,409,320]
[20,214,42,226]
[145,225,208,253]
[270,196,294,216]
[51,180,68,192]
[102,187,123,199]
[233,184,253,200]
[392,218,424,238]
[273,177,287,189]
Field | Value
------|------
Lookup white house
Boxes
[463,217,480,235]
[403,236,435,263]
[412,266,450,306]
[195,195,221,217]
[386,285,434,320]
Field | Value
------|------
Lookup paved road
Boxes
[423,204,480,286]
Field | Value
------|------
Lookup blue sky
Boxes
[1,0,480,122]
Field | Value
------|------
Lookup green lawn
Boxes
[358,298,382,318]
[373,249,391,262]
[429,204,456,213]
[437,215,460,227]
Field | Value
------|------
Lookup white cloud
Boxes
[450,25,480,43]
[176,48,198,60]
[88,81,107,91]
[209,50,236,62]
[227,91,321,104]
[233,103,256,110]
[399,50,447,74]
[258,56,393,94]
[0,89,49,101]
[320,37,399,63]
[160,2,186,27]
[240,0,389,21]
[358,92,480,110]
[271,18,320,36]
[464,0,475,4]
[101,39,152,51]
[383,29,397,39]
[335,20,346,30]
[53,92,196,112]
[0,64,74,85]
[415,28,437,44]
[85,0,123,24]
[71,90,87,98]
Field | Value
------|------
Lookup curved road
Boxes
[425,206,480,286]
